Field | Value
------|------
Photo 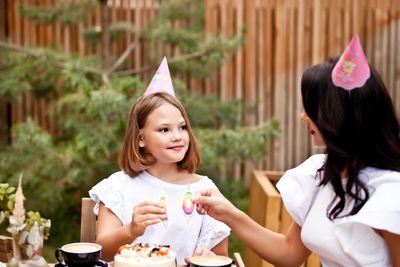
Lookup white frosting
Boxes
[114,244,176,267]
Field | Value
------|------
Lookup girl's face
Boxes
[300,110,326,148]
[139,102,190,165]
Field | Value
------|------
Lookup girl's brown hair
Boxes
[119,92,201,177]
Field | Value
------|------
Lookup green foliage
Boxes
[0,184,16,222]
[82,23,139,45]
[146,0,244,79]
[19,0,97,26]
[0,180,51,256]
[0,0,280,257]
[196,119,280,176]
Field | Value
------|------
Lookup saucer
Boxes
[54,260,108,267]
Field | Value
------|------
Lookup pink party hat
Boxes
[331,34,370,90]
[144,57,176,97]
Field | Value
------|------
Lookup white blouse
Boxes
[276,154,400,267]
[89,171,230,265]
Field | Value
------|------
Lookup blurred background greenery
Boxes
[0,0,280,262]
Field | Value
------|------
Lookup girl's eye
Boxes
[179,125,187,131]
[160,128,169,133]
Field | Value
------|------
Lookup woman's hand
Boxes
[193,188,237,223]
[130,201,166,237]
[184,247,216,265]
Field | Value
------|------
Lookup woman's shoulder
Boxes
[346,167,400,235]
[362,167,400,185]
[276,154,326,226]
[287,153,326,174]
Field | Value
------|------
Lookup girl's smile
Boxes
[168,145,184,151]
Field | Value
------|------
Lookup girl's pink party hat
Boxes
[144,57,176,97]
[331,34,370,90]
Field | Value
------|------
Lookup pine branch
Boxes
[107,35,142,74]
[0,41,103,75]
[111,49,207,77]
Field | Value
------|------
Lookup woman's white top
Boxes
[276,154,400,267]
[89,171,230,265]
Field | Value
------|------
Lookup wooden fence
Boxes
[1,0,400,177]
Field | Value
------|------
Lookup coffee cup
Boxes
[190,255,233,267]
[55,242,105,267]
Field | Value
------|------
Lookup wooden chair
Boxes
[246,171,320,267]
[80,197,97,243]
[0,235,13,263]
[233,252,245,267]
[80,198,245,266]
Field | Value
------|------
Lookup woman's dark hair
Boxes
[301,57,400,220]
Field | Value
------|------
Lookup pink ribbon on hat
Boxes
[144,57,176,97]
[331,34,370,91]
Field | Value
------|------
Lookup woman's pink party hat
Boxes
[144,57,176,97]
[331,34,370,90]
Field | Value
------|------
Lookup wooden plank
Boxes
[111,0,117,56]
[0,0,7,145]
[95,3,102,56]
[264,192,281,232]
[134,0,142,77]
[246,171,268,267]
[343,0,351,44]
[280,205,292,234]
[0,235,13,262]
[80,198,97,243]
[0,251,12,263]
[374,0,383,71]
[294,0,306,166]
[365,0,375,64]
[45,0,53,47]
[0,235,12,253]
[233,0,243,107]
[273,0,287,171]
[8,0,17,44]
[219,1,228,101]
[395,9,400,115]
[225,0,234,100]
[38,0,45,47]
[264,0,274,169]
[78,20,85,56]
[311,0,323,64]
[286,0,295,167]
[232,0,243,181]
[327,0,340,56]
[256,5,265,124]
[244,0,256,126]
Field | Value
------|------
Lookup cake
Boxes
[114,243,177,267]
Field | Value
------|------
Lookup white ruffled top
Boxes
[89,171,230,265]
[276,154,400,267]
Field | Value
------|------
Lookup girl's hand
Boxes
[184,247,216,265]
[130,201,166,237]
[193,188,237,223]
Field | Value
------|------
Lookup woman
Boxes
[194,35,400,266]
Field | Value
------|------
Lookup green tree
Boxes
[0,0,280,256]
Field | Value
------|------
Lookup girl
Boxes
[194,35,400,266]
[89,58,230,265]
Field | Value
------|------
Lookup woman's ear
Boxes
[139,134,145,148]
